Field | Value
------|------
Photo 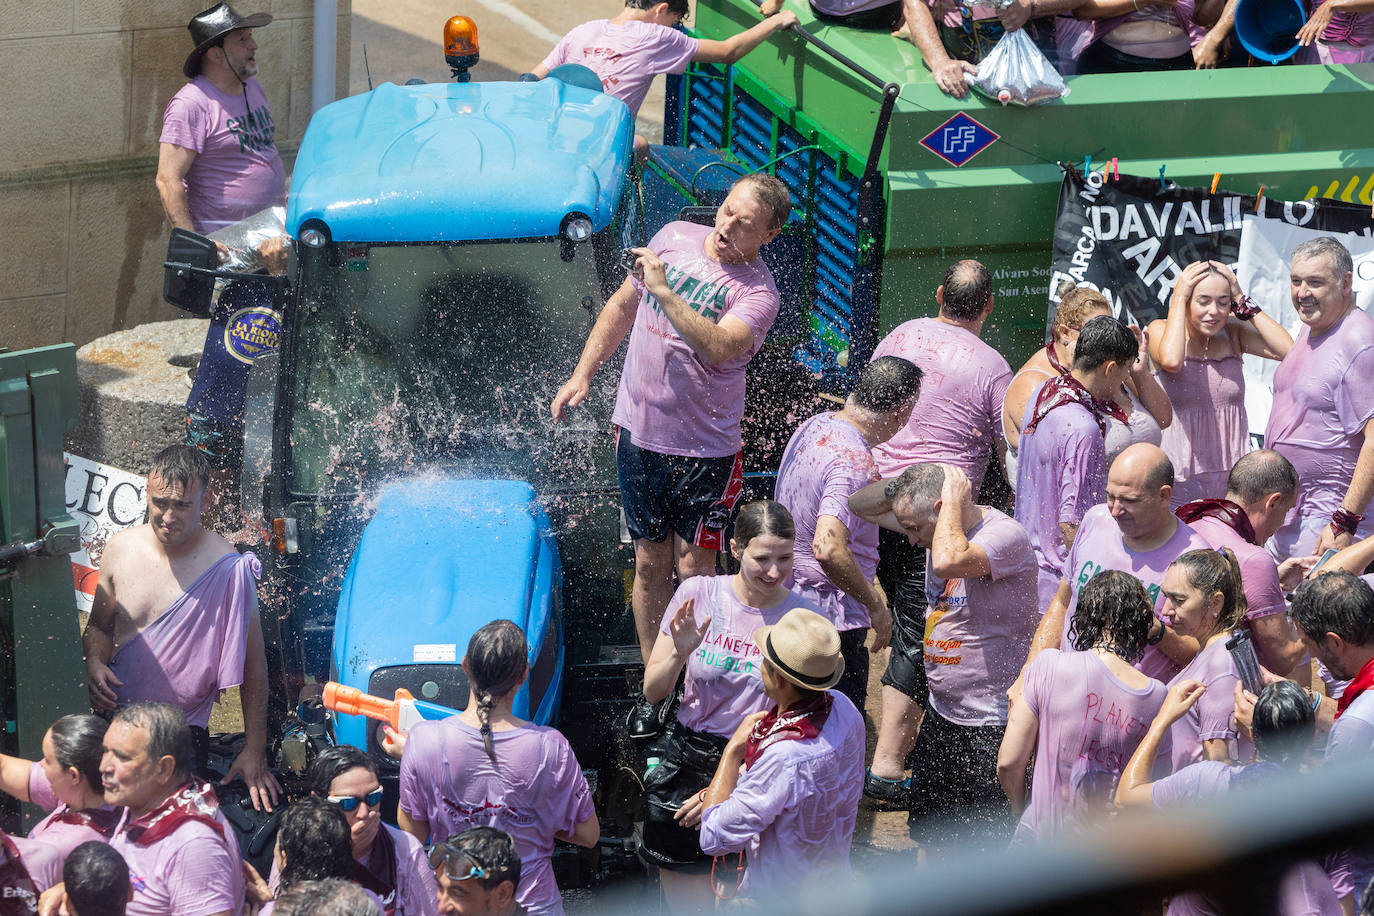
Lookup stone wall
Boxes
[0,0,351,351]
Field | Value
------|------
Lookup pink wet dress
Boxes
[1155,353,1250,507]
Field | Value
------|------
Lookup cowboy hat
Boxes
[184,3,272,79]
[754,609,844,692]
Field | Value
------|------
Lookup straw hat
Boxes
[754,610,844,692]
[184,3,273,79]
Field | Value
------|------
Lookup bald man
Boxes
[1019,444,1211,688]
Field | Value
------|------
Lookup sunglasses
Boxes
[427,842,489,882]
[325,787,384,812]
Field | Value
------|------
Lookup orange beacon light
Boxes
[445,16,480,81]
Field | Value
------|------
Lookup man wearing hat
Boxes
[698,609,865,899]
[156,2,286,235]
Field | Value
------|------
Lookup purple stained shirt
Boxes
[109,551,259,729]
[1266,309,1374,559]
[1166,638,1246,773]
[1323,688,1374,898]
[1187,515,1287,621]
[26,762,119,862]
[398,719,593,916]
[1061,506,1210,682]
[610,221,780,459]
[1014,649,1168,843]
[268,823,437,916]
[698,691,865,897]
[159,77,286,234]
[538,19,697,116]
[922,509,1038,726]
[775,411,882,632]
[868,318,1012,492]
[4,833,62,901]
[662,575,824,736]
[110,806,246,916]
[1014,381,1108,612]
[1155,354,1250,507]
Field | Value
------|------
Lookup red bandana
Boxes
[122,779,225,847]
[743,693,833,771]
[0,833,38,916]
[49,805,124,838]
[1045,341,1070,376]
[1022,372,1128,438]
[1176,499,1259,546]
[1336,656,1374,720]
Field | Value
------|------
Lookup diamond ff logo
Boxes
[919,112,1000,168]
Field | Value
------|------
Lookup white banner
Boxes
[63,454,147,611]
[1235,216,1374,438]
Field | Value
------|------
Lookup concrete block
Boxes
[0,182,69,300]
[75,0,211,34]
[270,0,314,20]
[286,12,350,141]
[0,0,75,38]
[0,295,68,350]
[129,26,194,157]
[1,34,131,171]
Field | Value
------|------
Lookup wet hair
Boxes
[1068,570,1154,663]
[443,826,523,893]
[1072,314,1138,373]
[626,0,690,15]
[732,173,792,231]
[888,463,944,514]
[274,878,383,916]
[1289,571,1374,647]
[49,714,108,794]
[111,702,193,780]
[64,841,129,916]
[851,355,922,413]
[1226,449,1298,504]
[733,500,794,549]
[277,797,354,891]
[1292,237,1354,280]
[941,260,992,321]
[307,744,377,798]
[1054,286,1111,331]
[1167,548,1247,640]
[148,444,210,492]
[467,621,529,763]
[1251,681,1315,770]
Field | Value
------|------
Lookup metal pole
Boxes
[311,0,338,114]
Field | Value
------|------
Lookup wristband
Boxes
[1231,293,1261,321]
[1312,691,1322,714]
[1146,620,1166,645]
[1332,507,1364,536]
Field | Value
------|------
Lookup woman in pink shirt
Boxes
[1149,260,1292,506]
[638,500,822,911]
[0,715,120,860]
[998,570,1168,842]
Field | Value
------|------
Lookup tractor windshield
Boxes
[285,239,618,498]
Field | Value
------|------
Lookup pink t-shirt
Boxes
[3,833,62,903]
[922,509,1038,726]
[1166,637,1245,773]
[869,318,1013,493]
[662,575,824,736]
[1062,505,1210,682]
[1266,309,1374,558]
[26,763,119,862]
[160,76,286,234]
[398,719,594,916]
[1014,649,1168,843]
[539,19,697,116]
[1014,382,1107,611]
[610,221,780,459]
[775,411,881,632]
[110,806,246,916]
[1187,514,1287,621]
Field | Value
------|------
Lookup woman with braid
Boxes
[397,620,598,916]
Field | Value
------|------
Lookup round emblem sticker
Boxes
[224,306,282,365]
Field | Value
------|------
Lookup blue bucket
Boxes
[1234,0,1307,63]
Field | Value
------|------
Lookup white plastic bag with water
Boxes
[967,27,1070,106]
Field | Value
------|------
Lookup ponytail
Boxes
[465,620,528,764]
[1169,547,1248,640]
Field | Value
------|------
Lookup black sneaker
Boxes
[626,693,666,741]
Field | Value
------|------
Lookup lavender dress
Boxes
[1155,353,1249,508]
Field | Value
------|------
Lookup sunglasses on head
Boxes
[325,787,384,812]
[427,842,489,882]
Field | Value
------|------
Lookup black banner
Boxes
[1048,167,1374,329]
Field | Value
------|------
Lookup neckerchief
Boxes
[121,779,224,846]
[48,805,124,838]
[1336,656,1374,720]
[743,693,833,771]
[354,824,399,916]
[1022,373,1128,437]
[1045,341,1070,376]
[1175,499,1259,546]
[0,833,39,916]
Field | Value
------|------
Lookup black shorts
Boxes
[639,722,728,872]
[908,709,1011,852]
[877,528,929,704]
[616,429,743,551]
[835,627,872,719]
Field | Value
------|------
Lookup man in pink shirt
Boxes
[1265,237,1374,561]
[1175,449,1310,677]
[156,3,285,234]
[1021,443,1211,687]
[775,356,924,715]
[552,174,790,738]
